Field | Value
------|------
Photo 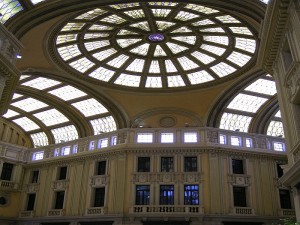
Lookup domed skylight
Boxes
[53,2,257,90]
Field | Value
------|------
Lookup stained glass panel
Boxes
[267,121,284,137]
[21,77,61,90]
[145,77,162,88]
[114,74,141,87]
[3,109,19,118]
[245,78,277,96]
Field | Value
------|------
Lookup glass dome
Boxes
[52,2,257,90]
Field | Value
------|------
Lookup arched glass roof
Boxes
[219,74,283,136]
[2,75,117,147]
[0,0,23,23]
[52,2,257,90]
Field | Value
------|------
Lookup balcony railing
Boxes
[86,207,106,215]
[233,207,254,215]
[131,205,204,214]
[20,211,35,217]
[0,127,286,163]
[47,209,65,216]
[0,180,18,190]
[279,209,295,216]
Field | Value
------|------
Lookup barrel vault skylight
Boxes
[219,74,284,137]
[2,75,117,147]
[52,2,257,90]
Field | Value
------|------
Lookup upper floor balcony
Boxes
[0,127,286,163]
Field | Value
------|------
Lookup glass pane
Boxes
[3,109,19,118]
[245,78,277,96]
[227,93,268,113]
[72,98,109,117]
[145,77,162,88]
[48,85,87,101]
[227,51,251,67]
[114,74,141,87]
[69,57,95,73]
[184,132,198,143]
[90,116,117,134]
[187,71,214,84]
[161,133,174,143]
[13,117,40,131]
[11,98,48,112]
[137,133,153,143]
[89,67,115,81]
[21,77,61,90]
[211,62,236,77]
[167,76,185,87]
[33,109,69,126]
[185,4,219,14]
[191,51,215,64]
[126,59,145,72]
[57,45,81,61]
[0,0,23,24]
[267,121,285,138]
[219,113,252,132]
[177,56,198,70]
[31,132,49,147]
[51,125,78,143]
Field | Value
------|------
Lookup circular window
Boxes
[53,2,257,90]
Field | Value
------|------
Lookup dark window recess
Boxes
[232,159,244,174]
[55,191,65,209]
[138,157,150,172]
[184,157,197,172]
[136,185,150,205]
[94,187,105,207]
[233,186,247,207]
[27,193,36,211]
[160,185,174,205]
[97,161,106,175]
[31,170,39,183]
[184,185,199,205]
[161,157,174,172]
[277,164,284,178]
[0,197,7,205]
[58,166,67,180]
[279,189,292,209]
[1,162,14,181]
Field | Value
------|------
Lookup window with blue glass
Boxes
[184,185,199,205]
[160,185,174,205]
[135,185,150,205]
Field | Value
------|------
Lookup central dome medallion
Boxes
[53,2,257,90]
[148,33,165,42]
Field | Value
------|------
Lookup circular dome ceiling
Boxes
[52,2,257,90]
